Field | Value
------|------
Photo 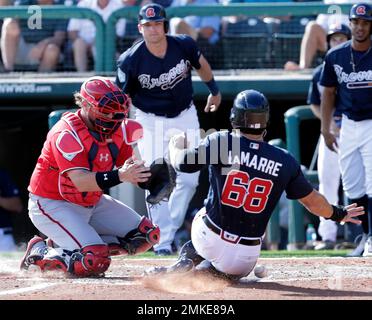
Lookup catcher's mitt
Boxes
[138,158,177,205]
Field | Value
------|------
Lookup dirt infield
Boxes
[0,255,371,300]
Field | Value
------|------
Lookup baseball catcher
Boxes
[138,158,177,205]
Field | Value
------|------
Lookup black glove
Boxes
[328,205,348,222]
[138,158,177,205]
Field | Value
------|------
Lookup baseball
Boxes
[254,264,268,278]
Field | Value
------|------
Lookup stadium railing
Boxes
[106,2,354,71]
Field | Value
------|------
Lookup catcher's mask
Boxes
[230,90,270,133]
[80,77,129,139]
[138,3,169,33]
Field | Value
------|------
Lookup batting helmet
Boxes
[80,77,129,139]
[230,90,270,132]
[326,24,351,42]
[349,3,372,21]
[138,3,169,33]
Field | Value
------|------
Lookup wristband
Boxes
[328,205,348,222]
[205,78,220,96]
[96,170,121,190]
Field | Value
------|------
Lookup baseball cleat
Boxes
[347,233,368,257]
[20,235,47,270]
[154,249,173,256]
[144,257,194,276]
[362,236,372,257]
[314,240,335,250]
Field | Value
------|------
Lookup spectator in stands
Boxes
[169,0,221,45]
[284,0,357,70]
[0,0,68,72]
[0,168,23,252]
[140,0,173,7]
[68,0,126,72]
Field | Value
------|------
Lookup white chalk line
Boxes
[0,283,57,296]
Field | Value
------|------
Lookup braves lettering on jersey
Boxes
[116,35,201,117]
[320,40,372,121]
[176,131,313,238]
[28,110,133,206]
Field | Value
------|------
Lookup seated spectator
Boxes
[284,0,357,70]
[0,0,67,72]
[140,0,173,7]
[0,168,23,252]
[170,0,221,45]
[68,0,126,72]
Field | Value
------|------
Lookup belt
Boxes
[150,106,191,118]
[202,215,261,246]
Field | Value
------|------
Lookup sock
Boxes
[349,195,369,234]
[368,197,372,236]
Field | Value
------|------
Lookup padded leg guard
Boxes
[69,244,111,277]
[37,256,68,273]
[115,216,160,256]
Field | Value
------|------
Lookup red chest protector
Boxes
[59,111,144,206]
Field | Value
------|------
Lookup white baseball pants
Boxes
[317,135,340,242]
[135,105,200,251]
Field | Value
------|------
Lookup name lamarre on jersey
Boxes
[227,151,283,177]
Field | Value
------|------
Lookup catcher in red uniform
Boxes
[20,76,167,277]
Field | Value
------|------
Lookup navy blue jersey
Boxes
[320,41,372,121]
[0,169,20,228]
[116,35,201,117]
[308,63,341,118]
[176,131,313,238]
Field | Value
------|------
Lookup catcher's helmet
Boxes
[349,3,372,21]
[80,77,129,139]
[138,3,169,33]
[230,90,270,131]
[326,24,351,42]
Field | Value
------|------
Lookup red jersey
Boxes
[28,110,142,206]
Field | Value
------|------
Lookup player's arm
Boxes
[320,86,337,151]
[195,54,221,113]
[67,158,150,192]
[168,133,206,173]
[298,189,364,224]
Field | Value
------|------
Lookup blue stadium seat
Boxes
[222,18,270,69]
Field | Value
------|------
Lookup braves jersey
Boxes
[320,40,372,121]
[175,131,313,238]
[28,110,133,206]
[308,63,342,126]
[116,35,201,117]
[0,169,20,228]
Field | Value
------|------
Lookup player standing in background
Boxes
[145,90,364,280]
[20,76,160,277]
[307,24,351,250]
[115,3,221,255]
[0,169,23,251]
[320,3,372,257]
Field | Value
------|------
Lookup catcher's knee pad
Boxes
[112,216,160,256]
[69,244,111,277]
